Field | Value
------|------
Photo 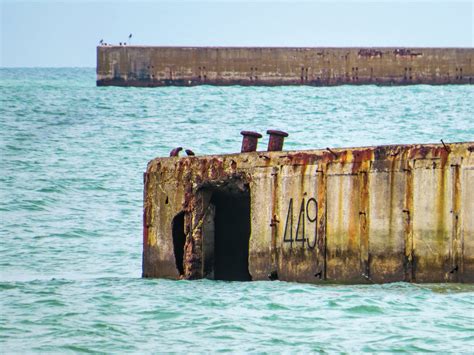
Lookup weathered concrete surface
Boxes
[98,46,473,87]
[143,142,474,283]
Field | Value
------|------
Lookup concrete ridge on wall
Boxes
[149,141,472,163]
[100,45,474,50]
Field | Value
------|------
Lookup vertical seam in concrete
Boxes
[404,161,414,282]
[359,169,370,280]
[451,163,461,281]
[271,168,279,273]
[322,166,328,280]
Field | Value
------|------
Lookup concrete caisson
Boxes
[143,142,474,283]
[97,46,473,86]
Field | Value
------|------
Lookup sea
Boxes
[1,68,473,353]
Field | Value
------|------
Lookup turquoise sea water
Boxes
[1,68,473,352]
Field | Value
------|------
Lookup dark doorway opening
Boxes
[209,186,252,281]
[172,212,185,276]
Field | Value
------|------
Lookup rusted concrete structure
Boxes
[98,46,473,86]
[143,140,474,283]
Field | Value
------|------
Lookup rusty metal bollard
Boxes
[266,130,289,151]
[240,131,262,153]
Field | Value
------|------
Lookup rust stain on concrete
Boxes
[143,141,474,283]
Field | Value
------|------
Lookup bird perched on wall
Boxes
[169,147,183,157]
[185,149,195,156]
[128,33,132,44]
[99,39,103,45]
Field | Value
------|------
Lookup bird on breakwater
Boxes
[170,147,183,157]
[129,33,132,44]
[99,39,103,45]
[185,149,195,156]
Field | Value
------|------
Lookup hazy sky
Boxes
[1,0,473,67]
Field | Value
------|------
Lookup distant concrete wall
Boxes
[98,46,473,86]
[143,142,474,283]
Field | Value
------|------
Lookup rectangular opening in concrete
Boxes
[205,186,252,281]
[172,211,185,276]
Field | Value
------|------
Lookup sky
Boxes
[1,0,473,67]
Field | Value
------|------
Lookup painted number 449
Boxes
[283,198,318,249]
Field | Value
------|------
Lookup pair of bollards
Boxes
[240,130,289,153]
[170,130,288,157]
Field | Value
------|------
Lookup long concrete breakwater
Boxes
[143,140,474,283]
[98,46,473,86]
